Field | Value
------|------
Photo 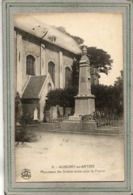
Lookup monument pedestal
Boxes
[74,94,95,116]
[67,94,96,132]
[69,94,95,122]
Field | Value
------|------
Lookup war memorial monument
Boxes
[61,46,96,132]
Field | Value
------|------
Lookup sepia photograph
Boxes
[3,0,133,194]
[14,13,124,182]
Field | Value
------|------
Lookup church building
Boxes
[14,16,81,121]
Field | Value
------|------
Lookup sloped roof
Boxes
[22,76,46,99]
[14,16,82,55]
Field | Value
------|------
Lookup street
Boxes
[15,131,124,182]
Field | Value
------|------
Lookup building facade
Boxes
[14,16,81,121]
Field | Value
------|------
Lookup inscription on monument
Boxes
[76,99,89,115]
[76,101,83,113]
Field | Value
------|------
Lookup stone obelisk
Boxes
[70,45,95,120]
[61,46,96,132]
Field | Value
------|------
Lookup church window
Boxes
[48,61,55,84]
[26,55,35,75]
[65,67,72,89]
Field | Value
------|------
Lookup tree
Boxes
[91,70,123,117]
[56,25,113,72]
[55,26,84,45]
[114,70,123,116]
[87,47,113,74]
[91,84,114,113]
[72,47,113,90]
[56,25,113,82]
[114,70,123,87]
[45,88,77,113]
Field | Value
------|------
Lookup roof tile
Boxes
[22,76,46,99]
[14,16,82,55]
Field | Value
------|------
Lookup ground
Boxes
[15,131,124,182]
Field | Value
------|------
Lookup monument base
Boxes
[60,120,96,132]
[75,94,95,116]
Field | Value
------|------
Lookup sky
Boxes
[17,13,123,86]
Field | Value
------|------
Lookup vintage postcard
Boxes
[3,0,133,194]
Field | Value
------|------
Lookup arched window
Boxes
[26,55,35,75]
[65,67,72,88]
[48,61,55,84]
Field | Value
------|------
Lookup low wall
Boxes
[61,121,96,132]
[60,121,119,134]
[15,121,121,143]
